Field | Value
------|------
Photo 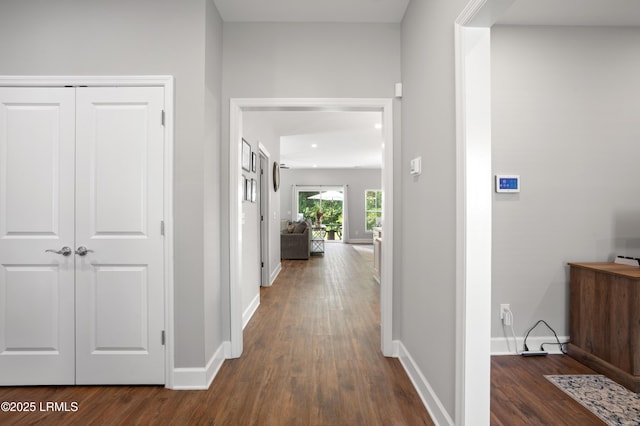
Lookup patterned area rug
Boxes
[545,375,640,425]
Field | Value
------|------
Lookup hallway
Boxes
[0,243,433,425]
[210,242,433,424]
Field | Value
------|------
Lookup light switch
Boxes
[410,157,422,176]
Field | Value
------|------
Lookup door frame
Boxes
[258,144,270,287]
[0,75,175,388]
[229,98,394,358]
[454,0,515,422]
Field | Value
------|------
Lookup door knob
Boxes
[75,246,93,256]
[45,246,73,256]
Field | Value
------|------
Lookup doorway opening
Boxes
[229,98,394,359]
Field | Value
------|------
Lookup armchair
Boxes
[281,220,311,260]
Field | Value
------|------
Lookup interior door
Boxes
[0,88,76,385]
[75,87,165,384]
[0,85,165,386]
[259,153,267,287]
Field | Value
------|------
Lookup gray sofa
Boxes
[281,220,311,260]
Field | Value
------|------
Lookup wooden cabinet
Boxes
[568,262,640,392]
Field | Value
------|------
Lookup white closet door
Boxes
[74,87,165,384]
[0,88,76,385]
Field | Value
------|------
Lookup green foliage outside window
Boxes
[298,191,343,231]
[365,190,382,231]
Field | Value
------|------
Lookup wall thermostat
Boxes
[495,174,520,193]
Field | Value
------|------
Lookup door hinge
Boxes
[261,262,264,268]
[161,110,165,126]
[160,220,165,236]
[161,330,166,346]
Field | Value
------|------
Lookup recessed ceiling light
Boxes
[374,123,382,130]
[311,144,318,148]
[313,164,317,168]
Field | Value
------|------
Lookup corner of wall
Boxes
[397,342,455,426]
[170,340,229,390]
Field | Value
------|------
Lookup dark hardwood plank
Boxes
[0,243,433,425]
[491,354,606,425]
[1,244,613,425]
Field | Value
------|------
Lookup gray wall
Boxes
[221,22,402,340]
[0,0,225,369]
[243,113,282,286]
[401,0,469,416]
[203,0,224,364]
[240,113,283,314]
[491,26,640,339]
[280,168,382,242]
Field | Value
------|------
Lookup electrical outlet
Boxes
[500,304,510,324]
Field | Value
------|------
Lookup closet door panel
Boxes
[75,87,165,385]
[0,88,75,385]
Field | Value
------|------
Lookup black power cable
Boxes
[522,319,568,354]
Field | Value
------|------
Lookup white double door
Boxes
[0,86,165,385]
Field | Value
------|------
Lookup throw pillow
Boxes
[293,221,307,233]
[287,225,296,233]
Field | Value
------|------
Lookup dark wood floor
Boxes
[0,243,608,425]
[491,355,605,425]
[0,243,432,425]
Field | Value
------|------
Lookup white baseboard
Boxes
[346,238,372,244]
[171,341,229,390]
[269,263,282,286]
[243,292,260,330]
[398,342,454,426]
[491,335,569,355]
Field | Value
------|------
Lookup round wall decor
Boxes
[273,162,280,192]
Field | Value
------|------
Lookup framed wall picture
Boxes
[251,152,257,173]
[251,178,257,203]
[241,138,251,172]
[244,176,251,201]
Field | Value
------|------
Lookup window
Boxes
[297,188,344,240]
[365,190,382,231]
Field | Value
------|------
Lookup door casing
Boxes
[0,75,175,388]
[229,98,394,358]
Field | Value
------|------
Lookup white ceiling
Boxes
[496,0,640,27]
[247,111,383,169]
[213,0,410,23]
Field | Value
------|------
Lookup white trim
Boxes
[269,262,282,286]
[258,142,271,158]
[229,100,244,358]
[379,98,394,357]
[346,238,373,244]
[491,335,569,356]
[243,293,260,330]
[454,1,516,423]
[398,342,454,426]
[229,98,395,359]
[0,75,175,389]
[258,143,271,288]
[0,75,175,87]
[170,341,228,390]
